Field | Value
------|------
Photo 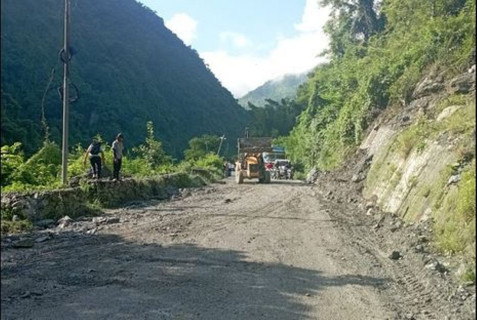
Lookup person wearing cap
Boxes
[112,133,124,181]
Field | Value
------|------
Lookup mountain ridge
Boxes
[238,73,308,108]
[1,0,249,157]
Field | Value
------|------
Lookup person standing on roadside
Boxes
[112,133,124,181]
[83,138,105,179]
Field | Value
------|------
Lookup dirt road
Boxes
[1,179,475,319]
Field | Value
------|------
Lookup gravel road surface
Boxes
[1,179,474,319]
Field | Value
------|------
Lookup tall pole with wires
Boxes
[61,0,70,185]
[217,135,226,155]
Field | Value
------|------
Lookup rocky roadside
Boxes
[306,149,475,319]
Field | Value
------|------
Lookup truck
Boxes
[235,137,273,184]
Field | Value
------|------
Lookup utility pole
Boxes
[61,0,70,185]
[217,135,226,155]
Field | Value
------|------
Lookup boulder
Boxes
[389,251,402,260]
[408,96,431,110]
[437,105,462,121]
[447,174,461,186]
[446,72,476,94]
[12,239,35,248]
[92,217,107,225]
[106,217,120,224]
[413,77,444,99]
[414,244,425,253]
[425,259,448,273]
[306,168,319,184]
[34,219,56,228]
[57,215,73,228]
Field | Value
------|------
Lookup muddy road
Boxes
[1,179,475,319]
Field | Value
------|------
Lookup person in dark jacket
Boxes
[83,138,105,179]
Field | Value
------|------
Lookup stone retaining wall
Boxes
[1,172,207,222]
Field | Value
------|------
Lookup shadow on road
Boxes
[1,231,389,319]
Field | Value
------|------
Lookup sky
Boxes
[138,0,331,98]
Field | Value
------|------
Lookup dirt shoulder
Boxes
[1,179,475,319]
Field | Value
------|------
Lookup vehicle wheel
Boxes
[264,171,271,183]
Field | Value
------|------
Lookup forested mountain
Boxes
[1,0,249,157]
[246,98,306,138]
[238,73,307,109]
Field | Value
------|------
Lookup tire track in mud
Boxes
[321,198,461,320]
[1,184,303,274]
[192,187,303,235]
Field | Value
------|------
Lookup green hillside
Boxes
[238,73,307,109]
[1,0,249,157]
[285,0,475,170]
[281,0,475,274]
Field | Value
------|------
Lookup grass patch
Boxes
[441,100,476,136]
[393,98,474,160]
[432,165,455,211]
[429,94,470,119]
[434,160,475,268]
[396,119,438,159]
[364,136,397,192]
[461,267,476,284]
[1,219,33,235]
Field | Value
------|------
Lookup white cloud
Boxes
[200,0,331,97]
[201,51,263,97]
[295,0,328,33]
[165,13,197,45]
[219,32,252,49]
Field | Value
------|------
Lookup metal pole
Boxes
[217,135,226,155]
[61,0,70,185]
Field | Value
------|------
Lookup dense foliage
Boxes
[246,98,306,138]
[1,127,225,192]
[284,0,475,170]
[183,135,222,161]
[1,0,249,158]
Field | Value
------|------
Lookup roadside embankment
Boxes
[310,67,476,283]
[1,170,215,234]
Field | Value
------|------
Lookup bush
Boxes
[1,220,33,234]
[2,141,62,191]
[1,142,25,186]
[435,161,475,259]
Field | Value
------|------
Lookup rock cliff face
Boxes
[310,66,475,280]
[361,67,475,222]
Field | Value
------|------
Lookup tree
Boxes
[184,135,221,161]
[321,0,385,57]
[132,121,171,168]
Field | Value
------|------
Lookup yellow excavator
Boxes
[235,137,272,184]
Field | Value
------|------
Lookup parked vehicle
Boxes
[274,159,293,180]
